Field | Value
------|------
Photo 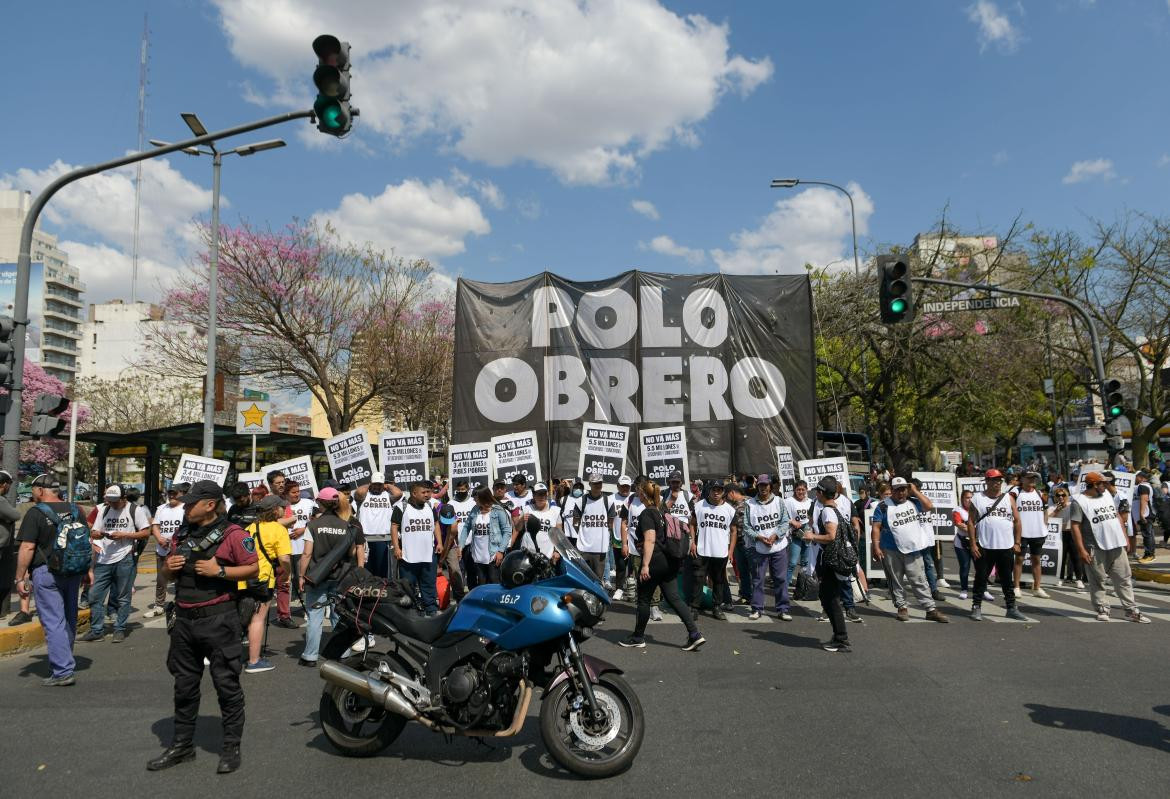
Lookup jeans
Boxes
[954,542,973,591]
[973,547,1017,609]
[787,534,811,585]
[733,539,755,601]
[31,566,81,678]
[89,557,134,632]
[604,546,615,581]
[751,547,790,613]
[633,552,698,638]
[882,548,936,611]
[840,577,856,611]
[816,561,848,644]
[301,579,337,663]
[366,540,395,581]
[399,557,439,613]
[918,545,939,592]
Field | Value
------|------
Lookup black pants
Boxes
[691,555,728,607]
[1060,531,1086,582]
[0,544,17,616]
[973,547,1016,608]
[613,546,633,590]
[582,552,607,585]
[472,561,500,586]
[633,552,698,638]
[816,562,848,643]
[166,609,245,748]
[289,554,303,604]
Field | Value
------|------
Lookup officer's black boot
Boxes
[147,743,196,771]
[217,745,241,774]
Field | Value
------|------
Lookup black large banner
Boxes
[453,271,815,480]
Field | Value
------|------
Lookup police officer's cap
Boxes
[181,480,224,505]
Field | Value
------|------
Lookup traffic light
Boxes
[1103,378,1125,420]
[0,315,15,387]
[30,393,69,438]
[878,256,914,323]
[312,35,354,137]
[1102,419,1125,456]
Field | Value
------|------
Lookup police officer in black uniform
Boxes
[147,480,259,774]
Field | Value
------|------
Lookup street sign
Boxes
[242,388,269,401]
[920,296,1020,313]
[236,400,271,435]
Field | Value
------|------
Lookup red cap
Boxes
[984,469,1004,479]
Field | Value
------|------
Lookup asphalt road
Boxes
[3,581,1170,798]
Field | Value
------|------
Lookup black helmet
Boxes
[500,550,538,588]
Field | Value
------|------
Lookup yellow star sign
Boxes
[241,403,267,428]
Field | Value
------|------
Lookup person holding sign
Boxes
[1012,472,1051,598]
[391,481,444,615]
[967,470,1029,622]
[692,481,737,621]
[1070,472,1150,623]
[459,488,513,585]
[870,478,948,624]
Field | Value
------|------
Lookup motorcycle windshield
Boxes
[548,527,605,594]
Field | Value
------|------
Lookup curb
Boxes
[0,608,92,657]
[1132,568,1170,585]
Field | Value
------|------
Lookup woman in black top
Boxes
[619,481,705,652]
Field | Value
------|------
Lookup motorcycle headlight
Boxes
[581,591,603,618]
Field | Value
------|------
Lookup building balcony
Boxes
[43,319,82,338]
[42,338,80,354]
[44,287,83,306]
[44,304,82,321]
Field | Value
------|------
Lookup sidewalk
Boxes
[1132,544,1170,585]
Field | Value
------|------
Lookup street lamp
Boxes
[771,177,872,464]
[154,113,287,458]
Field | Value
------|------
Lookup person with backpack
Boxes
[297,487,364,667]
[619,480,704,651]
[870,477,948,623]
[12,474,90,686]
[240,495,292,674]
[806,477,853,652]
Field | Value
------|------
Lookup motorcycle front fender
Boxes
[545,653,623,694]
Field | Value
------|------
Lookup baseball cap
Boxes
[370,472,385,484]
[104,484,123,499]
[756,473,772,485]
[169,482,191,494]
[890,477,909,488]
[1082,471,1105,486]
[984,469,1004,479]
[512,473,527,484]
[493,478,507,488]
[617,474,633,486]
[815,476,839,494]
[181,480,224,505]
[706,480,725,492]
[533,482,548,493]
[30,474,59,489]
[0,470,12,484]
[588,472,604,484]
[439,505,457,525]
[668,470,683,482]
[317,486,340,501]
[256,494,285,512]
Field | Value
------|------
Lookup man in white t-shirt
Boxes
[81,485,151,642]
[143,482,189,619]
[505,474,533,514]
[966,469,1029,622]
[574,473,618,583]
[1012,472,1051,598]
[391,481,443,614]
[691,481,737,621]
[1071,471,1150,623]
[358,473,397,581]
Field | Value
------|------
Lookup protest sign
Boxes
[1022,518,1063,578]
[1075,463,1106,495]
[265,455,318,498]
[957,476,985,499]
[491,431,541,484]
[577,422,629,492]
[379,431,429,486]
[798,456,853,501]
[639,426,688,487]
[235,472,265,490]
[448,442,492,493]
[914,471,958,543]
[325,428,375,488]
[173,454,230,487]
[775,445,796,498]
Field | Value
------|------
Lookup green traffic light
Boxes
[889,298,907,314]
[314,95,345,130]
[1109,406,1122,417]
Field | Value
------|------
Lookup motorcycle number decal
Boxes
[500,594,521,605]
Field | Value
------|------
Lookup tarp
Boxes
[453,271,815,479]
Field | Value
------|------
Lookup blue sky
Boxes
[3,0,1169,311]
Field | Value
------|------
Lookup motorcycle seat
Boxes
[376,602,457,644]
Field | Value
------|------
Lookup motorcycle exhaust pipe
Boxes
[318,660,420,721]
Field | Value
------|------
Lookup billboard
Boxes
[0,261,44,364]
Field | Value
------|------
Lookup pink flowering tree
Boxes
[0,359,91,468]
[151,219,453,435]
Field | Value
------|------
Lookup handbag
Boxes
[793,565,820,600]
[820,508,858,576]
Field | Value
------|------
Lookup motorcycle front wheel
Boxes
[318,631,410,757]
[539,673,644,778]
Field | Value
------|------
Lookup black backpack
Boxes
[817,506,858,576]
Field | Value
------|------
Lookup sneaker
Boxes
[822,640,852,653]
[143,606,164,619]
[1033,588,1051,599]
[618,636,646,648]
[748,610,761,620]
[111,630,125,643]
[1139,555,1156,564]
[42,674,76,687]
[845,608,863,623]
[934,592,948,603]
[272,617,299,629]
[937,579,951,589]
[896,607,909,622]
[1005,607,1031,622]
[721,602,735,612]
[682,632,706,652]
[931,589,941,601]
[298,657,318,667]
[203,657,211,666]
[959,591,968,600]
[1075,580,1085,591]
[1126,610,1152,624]
[983,591,995,601]
[244,658,275,673]
[925,609,949,623]
[779,612,793,621]
[712,607,727,621]
[734,597,750,606]
[80,628,106,642]
[650,606,664,622]
[970,605,984,621]
[1095,609,1111,621]
[611,589,624,601]
[7,610,33,626]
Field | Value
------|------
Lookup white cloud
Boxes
[449,168,506,210]
[631,199,660,220]
[312,178,490,263]
[710,182,874,275]
[966,1,1023,53]
[212,0,773,185]
[1157,154,1170,168]
[1,158,215,302]
[1062,158,1117,184]
[639,234,704,265]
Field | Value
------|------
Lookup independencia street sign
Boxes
[921,296,1021,313]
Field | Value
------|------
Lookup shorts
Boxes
[1021,538,1045,557]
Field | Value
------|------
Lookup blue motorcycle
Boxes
[317,528,644,778]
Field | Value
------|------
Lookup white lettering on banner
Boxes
[590,358,642,423]
[576,289,639,349]
[682,288,728,347]
[474,358,539,423]
[639,286,681,347]
[544,355,590,420]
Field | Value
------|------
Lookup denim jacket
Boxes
[458,504,512,555]
[741,496,791,545]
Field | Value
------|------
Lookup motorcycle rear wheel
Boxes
[319,635,411,757]
[539,673,644,778]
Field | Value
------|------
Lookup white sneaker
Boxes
[1095,609,1111,621]
[1075,580,1085,591]
[816,614,829,622]
[938,579,951,589]
[1055,579,1065,587]
[650,606,663,622]
[983,591,995,601]
[959,591,968,600]
[612,589,624,601]
[1033,588,1051,599]
[143,606,163,619]
[748,610,761,620]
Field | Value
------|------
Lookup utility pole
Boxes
[131,13,149,303]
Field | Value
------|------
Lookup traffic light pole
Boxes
[1,109,313,477]
[914,276,1114,454]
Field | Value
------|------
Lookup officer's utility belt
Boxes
[174,599,236,620]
